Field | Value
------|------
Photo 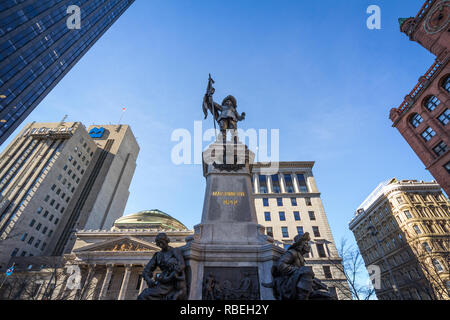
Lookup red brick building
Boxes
[389,0,450,195]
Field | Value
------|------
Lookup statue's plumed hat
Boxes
[222,95,237,107]
[288,232,311,250]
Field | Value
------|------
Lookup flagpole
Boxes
[118,107,126,124]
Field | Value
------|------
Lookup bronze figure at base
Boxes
[137,233,187,300]
[263,232,335,300]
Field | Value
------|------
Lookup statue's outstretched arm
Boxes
[143,254,157,284]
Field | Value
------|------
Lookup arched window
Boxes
[442,75,450,93]
[424,96,440,111]
[410,113,423,128]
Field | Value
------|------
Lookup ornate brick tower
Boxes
[389,0,450,196]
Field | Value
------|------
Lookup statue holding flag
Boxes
[202,74,246,144]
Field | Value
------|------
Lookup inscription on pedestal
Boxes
[202,267,260,300]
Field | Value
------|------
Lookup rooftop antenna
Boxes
[58,114,68,127]
[117,107,126,132]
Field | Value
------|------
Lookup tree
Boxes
[331,238,376,300]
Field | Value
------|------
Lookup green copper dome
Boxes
[114,209,188,230]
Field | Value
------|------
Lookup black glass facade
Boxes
[0,0,134,144]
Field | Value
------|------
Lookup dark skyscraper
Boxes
[0,0,135,145]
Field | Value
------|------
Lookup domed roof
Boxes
[114,209,188,231]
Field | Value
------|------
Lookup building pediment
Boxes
[74,236,159,253]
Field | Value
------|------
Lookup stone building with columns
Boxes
[0,209,192,300]
[251,161,351,300]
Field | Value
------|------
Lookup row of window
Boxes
[266,225,321,238]
[264,211,316,222]
[262,197,312,207]
[257,173,309,194]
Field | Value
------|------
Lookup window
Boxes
[60,207,65,213]
[281,227,289,238]
[432,259,443,272]
[41,242,47,251]
[312,226,321,237]
[296,226,304,235]
[57,174,62,181]
[293,211,300,221]
[271,174,281,193]
[308,211,316,220]
[413,225,422,234]
[410,113,423,128]
[54,218,59,225]
[11,248,19,257]
[68,155,73,161]
[27,236,34,245]
[56,188,61,195]
[42,227,47,234]
[279,211,286,221]
[424,96,440,111]
[305,197,312,206]
[317,244,326,257]
[76,178,80,184]
[264,212,271,221]
[284,174,294,193]
[63,165,67,171]
[68,169,72,175]
[445,161,450,174]
[396,196,403,204]
[404,210,412,219]
[77,165,80,171]
[323,266,332,279]
[20,233,27,241]
[438,109,449,126]
[55,203,60,210]
[29,219,36,227]
[296,174,308,192]
[258,174,268,193]
[443,76,450,93]
[263,198,269,206]
[421,127,436,141]
[266,227,273,237]
[36,223,41,231]
[290,197,297,206]
[36,207,42,214]
[50,199,55,206]
[62,178,66,185]
[48,230,53,237]
[276,198,283,206]
[20,251,27,257]
[51,184,56,191]
[423,242,432,252]
[433,141,447,157]
[34,240,41,248]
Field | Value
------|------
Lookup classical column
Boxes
[139,267,146,293]
[267,174,273,194]
[292,173,300,193]
[118,265,132,300]
[253,173,259,194]
[99,264,113,300]
[81,264,96,300]
[279,173,286,193]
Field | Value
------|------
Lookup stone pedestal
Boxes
[183,142,283,300]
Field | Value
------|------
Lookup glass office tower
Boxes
[0,0,135,145]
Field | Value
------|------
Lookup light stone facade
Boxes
[252,161,351,300]
[0,122,139,269]
[349,178,450,300]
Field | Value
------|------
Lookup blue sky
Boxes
[1,0,437,257]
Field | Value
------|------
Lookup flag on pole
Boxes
[122,107,126,112]
[6,264,15,276]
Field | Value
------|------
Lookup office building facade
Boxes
[252,161,351,300]
[349,178,449,300]
[0,121,139,268]
[389,0,450,195]
[0,0,135,144]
